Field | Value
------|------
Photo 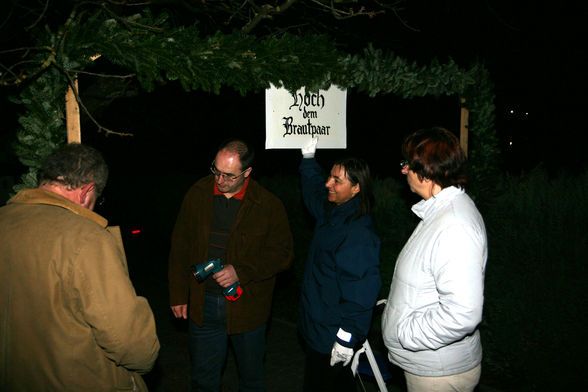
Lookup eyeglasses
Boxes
[400,160,409,169]
[210,162,247,182]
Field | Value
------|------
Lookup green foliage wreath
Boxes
[9,9,497,191]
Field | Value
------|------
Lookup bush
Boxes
[479,168,587,390]
[372,177,419,292]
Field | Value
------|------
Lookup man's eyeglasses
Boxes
[400,160,409,169]
[210,162,247,182]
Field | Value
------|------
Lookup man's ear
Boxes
[79,182,95,204]
[243,167,253,178]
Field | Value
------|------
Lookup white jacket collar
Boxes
[411,186,464,220]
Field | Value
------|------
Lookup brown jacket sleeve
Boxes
[73,227,160,373]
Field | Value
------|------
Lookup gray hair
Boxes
[38,143,109,195]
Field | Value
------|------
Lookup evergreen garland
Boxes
[10,9,498,192]
[11,67,68,192]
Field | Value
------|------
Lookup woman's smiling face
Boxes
[325,164,360,205]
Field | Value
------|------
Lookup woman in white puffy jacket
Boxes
[382,127,488,392]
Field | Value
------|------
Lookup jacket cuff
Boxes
[335,328,356,349]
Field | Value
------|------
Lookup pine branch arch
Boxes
[11,10,497,191]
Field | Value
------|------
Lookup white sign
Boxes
[265,84,347,149]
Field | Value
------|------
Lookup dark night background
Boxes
[2,0,587,305]
[88,1,584,177]
[1,2,587,390]
[0,2,586,288]
[1,1,587,183]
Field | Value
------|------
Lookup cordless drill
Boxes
[192,258,242,301]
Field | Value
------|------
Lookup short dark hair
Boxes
[402,127,467,189]
[332,156,375,218]
[38,143,109,195]
[217,138,255,170]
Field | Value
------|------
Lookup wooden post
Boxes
[65,77,81,143]
[460,98,469,157]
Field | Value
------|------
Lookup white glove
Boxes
[301,136,318,158]
[330,342,354,367]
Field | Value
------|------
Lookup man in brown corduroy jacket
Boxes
[0,144,159,392]
[168,138,293,392]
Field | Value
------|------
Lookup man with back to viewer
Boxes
[168,138,294,391]
[0,143,160,391]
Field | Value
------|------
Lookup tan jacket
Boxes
[168,176,294,334]
[0,189,160,391]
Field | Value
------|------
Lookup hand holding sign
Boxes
[301,137,319,158]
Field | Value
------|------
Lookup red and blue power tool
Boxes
[192,258,242,301]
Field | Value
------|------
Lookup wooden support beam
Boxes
[460,98,469,157]
[65,77,81,143]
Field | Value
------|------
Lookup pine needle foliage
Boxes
[10,67,68,192]
[7,6,498,191]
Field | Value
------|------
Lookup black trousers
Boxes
[303,345,357,392]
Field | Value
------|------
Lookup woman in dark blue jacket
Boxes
[298,141,381,392]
